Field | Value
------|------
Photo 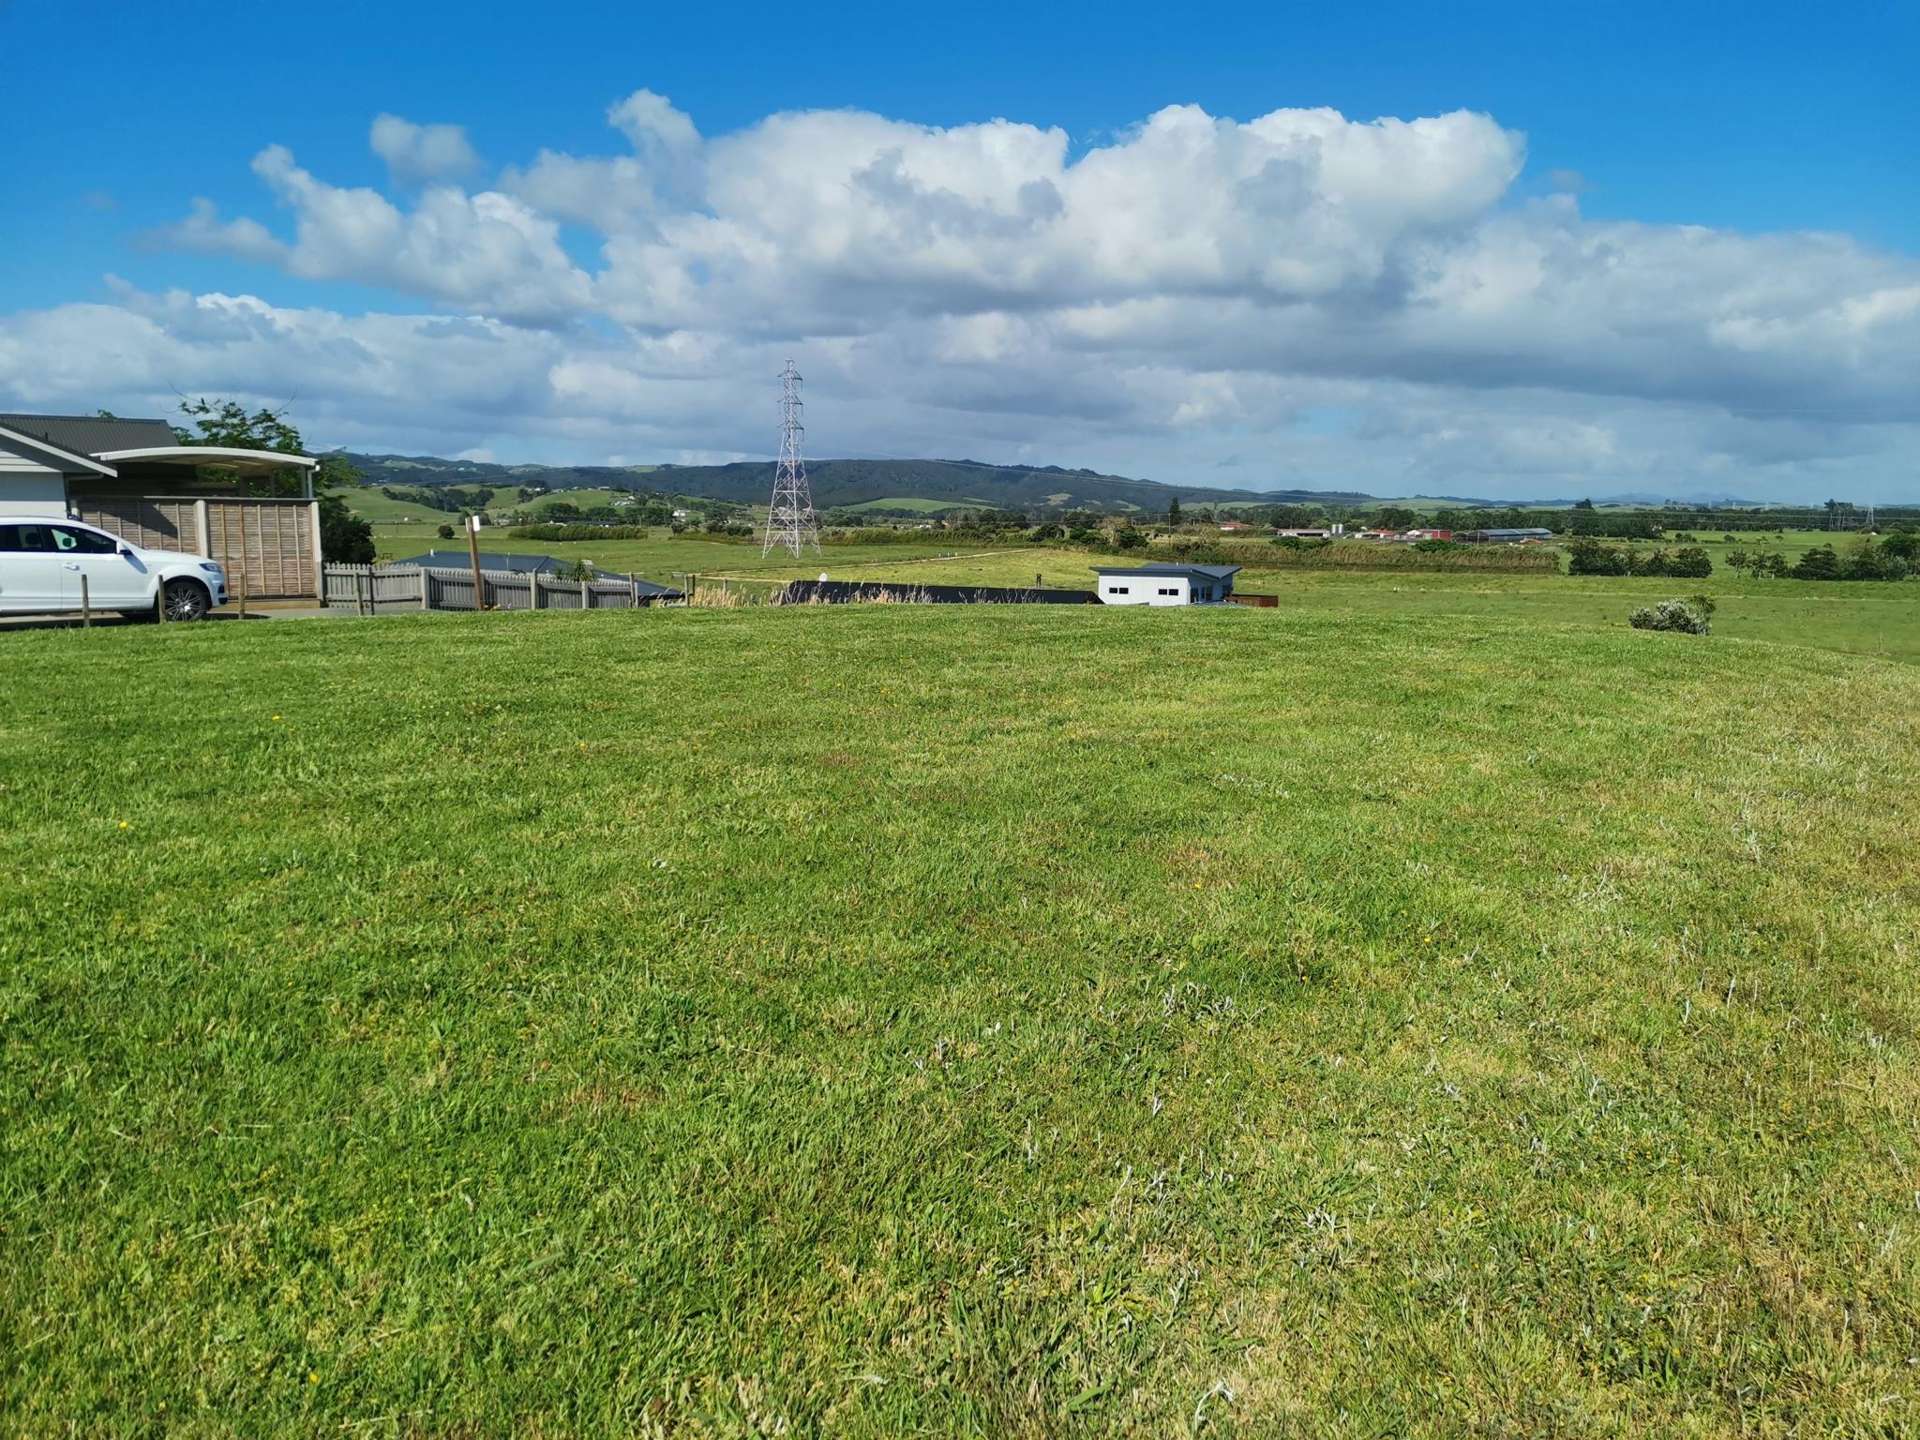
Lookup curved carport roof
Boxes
[94,447,321,496]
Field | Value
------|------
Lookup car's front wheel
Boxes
[160,578,212,622]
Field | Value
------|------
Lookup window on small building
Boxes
[1106,585,1130,595]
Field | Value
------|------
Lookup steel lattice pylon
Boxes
[762,359,820,557]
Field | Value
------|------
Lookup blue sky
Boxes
[3,0,1916,500]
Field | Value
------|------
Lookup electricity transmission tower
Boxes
[762,359,820,556]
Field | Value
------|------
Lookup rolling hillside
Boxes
[335,450,1375,514]
[334,449,1790,515]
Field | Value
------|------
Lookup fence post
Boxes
[80,574,91,628]
[580,577,590,609]
[237,558,248,620]
[420,568,431,610]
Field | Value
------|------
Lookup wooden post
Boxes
[530,574,541,611]
[237,510,251,618]
[420,568,431,610]
[309,500,324,602]
[80,574,91,628]
[580,577,590,609]
[465,515,486,610]
[630,576,638,608]
[357,569,367,617]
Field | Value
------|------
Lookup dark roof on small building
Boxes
[0,413,178,456]
[1092,562,1242,580]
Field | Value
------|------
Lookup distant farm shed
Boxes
[1462,527,1554,543]
[1092,562,1241,606]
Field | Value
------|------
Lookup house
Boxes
[1218,521,1248,533]
[1092,562,1241,606]
[1272,528,1332,539]
[0,412,323,598]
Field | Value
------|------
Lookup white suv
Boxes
[0,516,227,620]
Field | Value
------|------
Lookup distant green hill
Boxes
[334,451,1378,514]
[331,449,1795,514]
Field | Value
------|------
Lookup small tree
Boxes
[1167,496,1182,526]
[1793,545,1842,581]
[437,523,456,540]
[1567,538,1630,576]
[1667,546,1713,578]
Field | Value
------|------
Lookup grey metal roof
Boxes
[0,413,178,456]
[1092,562,1242,580]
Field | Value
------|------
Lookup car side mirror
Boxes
[118,546,133,557]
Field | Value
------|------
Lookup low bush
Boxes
[1629,599,1712,635]
[1568,539,1713,577]
[509,523,655,541]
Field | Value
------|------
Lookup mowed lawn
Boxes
[747,547,1920,666]
[364,524,1920,665]
[4,608,1919,1435]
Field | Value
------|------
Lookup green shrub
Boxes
[509,524,655,541]
[1792,545,1842,581]
[1667,546,1714,578]
[1567,538,1631,576]
[1629,600,1712,635]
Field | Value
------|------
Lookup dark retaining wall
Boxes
[778,580,1099,605]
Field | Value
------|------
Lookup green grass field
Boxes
[333,487,459,524]
[4,606,1919,1434]
[361,525,1920,666]
[509,489,649,519]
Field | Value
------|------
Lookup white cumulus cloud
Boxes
[8,92,1919,501]
[370,114,481,184]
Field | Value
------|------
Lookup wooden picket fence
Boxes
[322,563,660,615]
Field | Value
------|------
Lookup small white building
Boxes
[1093,562,1241,606]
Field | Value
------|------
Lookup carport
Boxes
[68,447,323,601]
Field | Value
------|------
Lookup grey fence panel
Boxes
[324,564,646,615]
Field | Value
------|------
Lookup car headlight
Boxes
[200,561,224,574]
